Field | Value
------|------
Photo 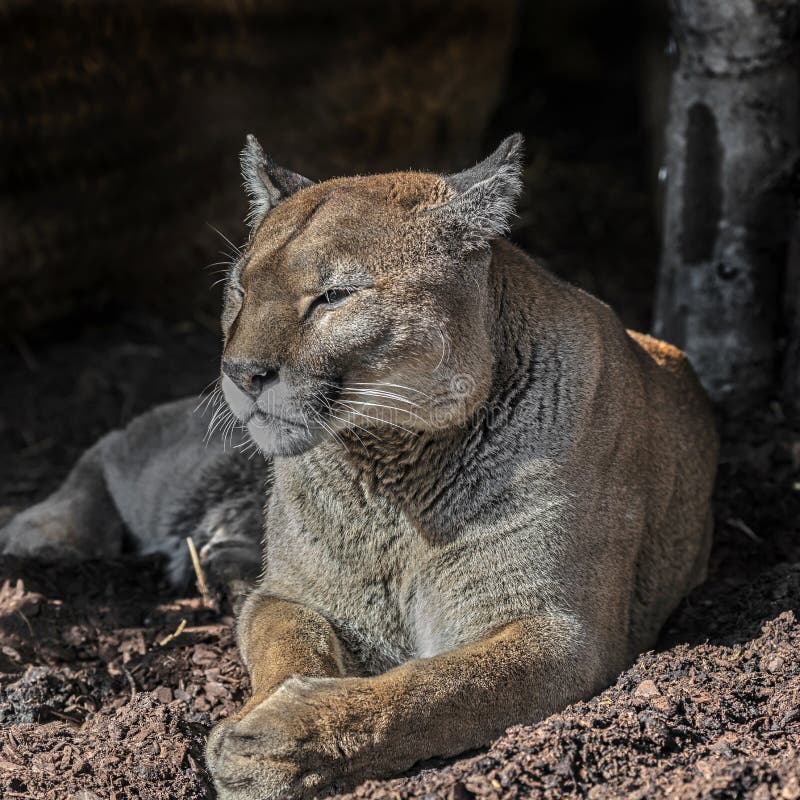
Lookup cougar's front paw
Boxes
[206,677,347,800]
[206,717,302,800]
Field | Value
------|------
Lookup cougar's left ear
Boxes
[240,134,313,229]
[431,133,524,250]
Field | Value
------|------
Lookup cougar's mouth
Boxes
[248,408,309,431]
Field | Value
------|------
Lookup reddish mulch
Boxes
[0,557,247,800]
[2,561,799,800]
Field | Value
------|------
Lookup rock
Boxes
[633,679,661,699]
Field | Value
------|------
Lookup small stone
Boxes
[634,679,660,699]
[765,656,785,673]
[153,686,173,704]
[1,645,21,662]
[195,694,211,711]
[782,778,800,800]
[650,695,672,713]
[204,680,227,699]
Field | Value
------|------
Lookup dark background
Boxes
[0,0,668,509]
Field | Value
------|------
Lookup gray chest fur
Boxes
[259,429,587,675]
[262,455,422,674]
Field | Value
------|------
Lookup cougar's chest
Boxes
[262,457,423,674]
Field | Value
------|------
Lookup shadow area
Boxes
[659,408,800,651]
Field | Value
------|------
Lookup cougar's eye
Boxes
[306,287,355,318]
[323,288,354,306]
[228,283,244,301]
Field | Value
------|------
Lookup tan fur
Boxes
[206,137,719,799]
[234,597,348,716]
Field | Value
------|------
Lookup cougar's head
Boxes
[220,133,524,456]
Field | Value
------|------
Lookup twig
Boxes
[186,536,212,607]
[158,618,187,647]
[47,708,81,725]
[121,665,137,701]
[16,609,34,637]
[726,517,763,543]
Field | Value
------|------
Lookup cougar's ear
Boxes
[431,133,524,250]
[240,134,313,229]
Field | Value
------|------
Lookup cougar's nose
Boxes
[222,359,280,397]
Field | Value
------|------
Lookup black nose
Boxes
[222,359,279,397]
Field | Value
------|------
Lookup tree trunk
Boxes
[654,0,798,413]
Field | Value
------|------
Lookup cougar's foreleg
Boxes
[206,592,351,798]
[207,603,597,800]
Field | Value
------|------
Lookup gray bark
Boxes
[654,0,798,413]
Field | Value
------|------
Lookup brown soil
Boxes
[0,316,798,800]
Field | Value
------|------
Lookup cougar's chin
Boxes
[246,413,319,457]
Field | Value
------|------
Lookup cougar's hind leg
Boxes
[0,397,215,564]
[0,432,126,561]
[1,396,269,593]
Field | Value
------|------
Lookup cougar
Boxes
[1,134,718,799]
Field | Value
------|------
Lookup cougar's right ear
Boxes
[240,134,313,229]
